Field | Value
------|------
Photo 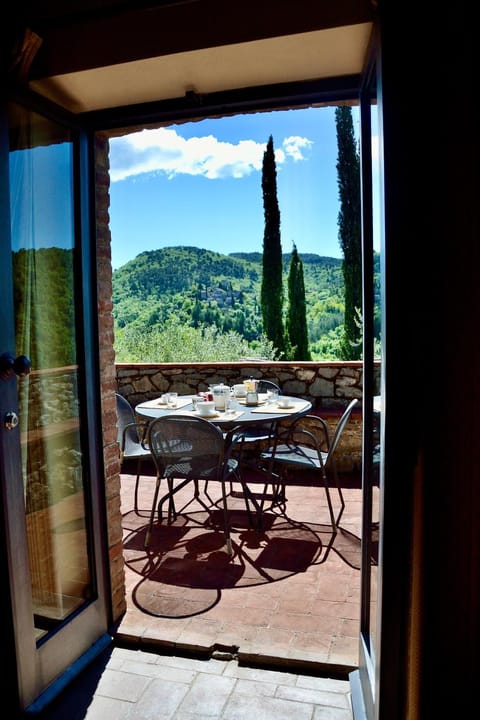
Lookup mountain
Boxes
[112,246,346,352]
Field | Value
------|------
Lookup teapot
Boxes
[244,378,259,406]
[210,383,231,411]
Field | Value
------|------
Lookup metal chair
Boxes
[116,393,152,514]
[233,378,281,397]
[144,414,243,554]
[227,379,283,513]
[230,378,282,450]
[259,398,359,529]
[257,379,281,395]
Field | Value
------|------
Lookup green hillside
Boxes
[112,246,352,360]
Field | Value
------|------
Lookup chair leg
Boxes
[200,479,215,506]
[269,467,288,512]
[220,480,233,557]
[321,467,340,532]
[322,462,346,528]
[332,465,346,527]
[144,474,162,548]
[134,458,142,514]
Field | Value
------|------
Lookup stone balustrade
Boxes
[115,360,377,409]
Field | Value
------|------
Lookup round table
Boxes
[135,393,312,532]
[135,393,312,431]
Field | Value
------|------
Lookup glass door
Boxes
[350,29,383,720]
[0,100,110,711]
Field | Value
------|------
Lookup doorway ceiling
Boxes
[12,1,376,114]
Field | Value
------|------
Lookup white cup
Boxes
[197,400,215,416]
[278,396,290,408]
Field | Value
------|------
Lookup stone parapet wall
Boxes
[116,360,379,411]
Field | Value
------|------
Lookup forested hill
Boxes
[112,246,345,354]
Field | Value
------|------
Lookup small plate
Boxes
[277,403,293,409]
[197,411,218,418]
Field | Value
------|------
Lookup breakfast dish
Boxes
[250,399,310,414]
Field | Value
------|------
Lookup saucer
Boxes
[197,411,218,418]
[277,403,293,409]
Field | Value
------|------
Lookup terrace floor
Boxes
[115,460,367,677]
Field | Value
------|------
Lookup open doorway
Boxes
[99,101,376,671]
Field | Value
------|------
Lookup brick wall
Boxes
[96,134,126,621]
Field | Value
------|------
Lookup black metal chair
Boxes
[258,398,359,530]
[116,393,152,514]
[226,379,284,514]
[232,378,280,398]
[229,378,282,452]
[144,414,245,553]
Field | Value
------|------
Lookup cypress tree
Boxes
[286,243,311,360]
[260,135,285,357]
[335,106,362,360]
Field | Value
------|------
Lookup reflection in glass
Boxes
[368,95,382,666]
[9,103,93,641]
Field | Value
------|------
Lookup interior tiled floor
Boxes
[37,644,355,720]
[116,461,365,675]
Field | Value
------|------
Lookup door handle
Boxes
[4,411,19,430]
[0,352,32,382]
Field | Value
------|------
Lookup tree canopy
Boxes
[286,243,312,360]
[260,135,286,357]
[335,106,362,360]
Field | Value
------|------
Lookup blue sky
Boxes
[108,106,360,270]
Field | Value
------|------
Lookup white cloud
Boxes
[282,135,313,161]
[109,127,312,182]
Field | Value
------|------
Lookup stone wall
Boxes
[116,360,377,410]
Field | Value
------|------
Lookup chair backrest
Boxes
[327,398,359,460]
[234,379,280,394]
[257,379,281,394]
[147,414,225,481]
[281,414,330,454]
[116,392,143,451]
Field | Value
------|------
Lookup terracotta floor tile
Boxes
[239,590,281,610]
[328,635,359,665]
[212,623,262,646]
[339,617,360,638]
[290,631,335,656]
